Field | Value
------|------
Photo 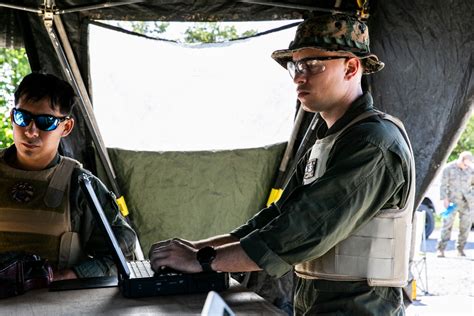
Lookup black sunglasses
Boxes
[287,56,350,79]
[12,108,70,132]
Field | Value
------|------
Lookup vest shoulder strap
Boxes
[44,157,82,208]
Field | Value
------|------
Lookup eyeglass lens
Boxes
[287,59,326,79]
[13,108,63,131]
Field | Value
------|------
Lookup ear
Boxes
[344,57,361,80]
[61,117,75,137]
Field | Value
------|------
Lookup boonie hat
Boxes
[272,14,384,74]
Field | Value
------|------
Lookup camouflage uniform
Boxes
[437,161,474,252]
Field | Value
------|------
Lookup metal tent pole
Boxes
[41,1,144,259]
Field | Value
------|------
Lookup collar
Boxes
[316,92,374,139]
[4,145,61,170]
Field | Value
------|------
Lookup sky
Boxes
[89,21,301,151]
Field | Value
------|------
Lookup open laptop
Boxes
[51,174,229,297]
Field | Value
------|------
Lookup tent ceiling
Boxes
[0,1,364,22]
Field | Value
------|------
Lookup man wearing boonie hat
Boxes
[148,14,415,315]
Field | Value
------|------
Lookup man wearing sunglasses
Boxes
[149,14,414,315]
[0,73,136,281]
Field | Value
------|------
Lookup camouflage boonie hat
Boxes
[272,14,384,74]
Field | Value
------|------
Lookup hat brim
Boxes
[271,47,384,74]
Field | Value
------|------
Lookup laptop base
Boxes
[121,271,229,298]
[49,276,118,291]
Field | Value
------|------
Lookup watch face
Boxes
[197,246,216,263]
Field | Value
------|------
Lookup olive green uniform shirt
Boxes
[231,93,411,314]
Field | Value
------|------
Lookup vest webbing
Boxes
[0,148,84,268]
[294,111,416,287]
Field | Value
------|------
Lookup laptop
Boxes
[201,291,235,316]
[51,174,229,297]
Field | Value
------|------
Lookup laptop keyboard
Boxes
[128,260,181,278]
[128,260,154,278]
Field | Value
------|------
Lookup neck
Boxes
[14,152,56,171]
[321,87,363,128]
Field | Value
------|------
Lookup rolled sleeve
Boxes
[240,230,293,278]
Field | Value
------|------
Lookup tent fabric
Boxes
[1,1,472,206]
[367,0,474,200]
[107,143,286,253]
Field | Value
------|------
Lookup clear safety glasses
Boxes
[287,56,349,79]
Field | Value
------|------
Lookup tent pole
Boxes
[42,10,144,259]
[0,3,41,13]
[46,16,119,200]
[266,103,305,206]
[57,1,146,15]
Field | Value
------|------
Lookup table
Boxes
[0,279,285,315]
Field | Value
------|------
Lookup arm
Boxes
[70,169,137,278]
[237,127,410,278]
[149,128,409,276]
[149,238,261,273]
[440,166,451,208]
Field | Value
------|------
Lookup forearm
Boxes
[212,242,261,272]
[194,234,239,248]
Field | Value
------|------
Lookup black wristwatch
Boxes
[196,246,216,272]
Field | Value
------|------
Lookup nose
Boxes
[24,120,40,138]
[293,71,306,85]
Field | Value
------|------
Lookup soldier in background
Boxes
[437,151,474,257]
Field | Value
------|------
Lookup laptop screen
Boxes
[79,174,131,278]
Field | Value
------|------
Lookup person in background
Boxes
[149,14,415,315]
[437,151,473,257]
[0,72,137,280]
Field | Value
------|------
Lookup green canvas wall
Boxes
[108,143,286,254]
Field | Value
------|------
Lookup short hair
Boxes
[459,151,473,162]
[14,73,76,115]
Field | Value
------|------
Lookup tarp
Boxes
[108,143,286,252]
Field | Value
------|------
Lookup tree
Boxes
[0,48,30,148]
[183,22,256,43]
[111,21,257,43]
[111,21,169,37]
[449,114,474,161]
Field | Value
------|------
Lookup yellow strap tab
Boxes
[116,196,129,217]
[266,188,284,207]
[411,279,417,300]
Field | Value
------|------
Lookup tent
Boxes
[1,0,473,310]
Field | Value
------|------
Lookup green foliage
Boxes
[113,21,170,37]
[448,113,474,162]
[0,48,31,148]
[183,22,257,43]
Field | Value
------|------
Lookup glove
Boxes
[0,252,53,299]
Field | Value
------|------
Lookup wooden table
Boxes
[0,279,285,315]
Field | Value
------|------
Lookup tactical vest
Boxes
[294,111,416,287]
[0,148,85,269]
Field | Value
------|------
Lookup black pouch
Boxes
[0,252,53,299]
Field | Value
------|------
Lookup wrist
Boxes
[196,246,216,272]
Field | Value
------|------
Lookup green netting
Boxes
[108,143,286,255]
